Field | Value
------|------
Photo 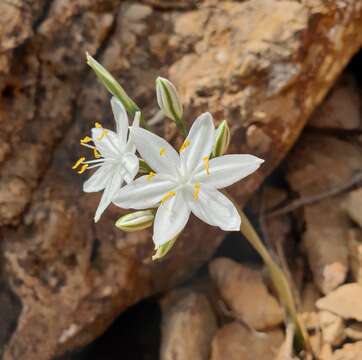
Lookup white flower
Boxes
[113,112,264,247]
[72,97,140,222]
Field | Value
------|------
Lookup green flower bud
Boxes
[152,235,178,261]
[86,52,141,119]
[212,120,230,157]
[115,210,155,232]
[156,77,186,136]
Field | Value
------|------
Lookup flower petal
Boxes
[113,174,176,210]
[111,96,128,146]
[125,111,141,154]
[92,128,123,158]
[83,163,113,193]
[153,190,191,247]
[194,154,264,189]
[180,112,214,174]
[186,186,240,231]
[129,127,179,176]
[122,152,139,184]
[94,166,124,222]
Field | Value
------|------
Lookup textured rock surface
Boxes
[1,0,362,359]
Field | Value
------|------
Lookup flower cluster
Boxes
[74,54,264,259]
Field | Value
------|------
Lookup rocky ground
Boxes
[1,1,362,359]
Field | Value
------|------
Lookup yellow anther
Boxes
[194,183,201,201]
[93,148,101,159]
[203,156,210,175]
[72,157,86,170]
[179,139,190,153]
[78,164,89,174]
[159,147,166,156]
[146,171,156,181]
[80,136,92,144]
[160,191,176,204]
[96,129,108,140]
[95,122,102,128]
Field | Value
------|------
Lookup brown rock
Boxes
[209,258,283,330]
[345,322,362,341]
[347,229,362,283]
[308,74,361,129]
[1,0,362,358]
[316,283,362,321]
[332,341,362,360]
[344,188,362,228]
[210,322,283,360]
[319,310,345,346]
[301,282,321,313]
[160,292,217,360]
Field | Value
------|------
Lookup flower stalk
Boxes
[236,206,311,352]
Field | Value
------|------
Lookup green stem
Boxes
[237,208,311,352]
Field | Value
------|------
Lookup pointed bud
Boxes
[212,120,230,157]
[152,235,178,261]
[156,77,186,135]
[138,159,153,174]
[86,53,141,119]
[115,210,155,232]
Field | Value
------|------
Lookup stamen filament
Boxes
[194,183,201,201]
[83,159,104,164]
[203,156,210,175]
[160,191,176,204]
[146,172,156,181]
[80,143,96,150]
[72,157,86,170]
[179,139,190,153]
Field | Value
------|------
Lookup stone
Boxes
[319,310,345,346]
[209,258,283,330]
[316,283,362,321]
[344,188,362,228]
[160,292,217,360]
[210,322,284,360]
[347,229,362,283]
[1,0,362,358]
[345,322,362,341]
[332,341,362,360]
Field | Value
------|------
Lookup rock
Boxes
[347,229,362,283]
[160,292,217,360]
[319,310,345,346]
[286,135,362,293]
[316,283,362,321]
[308,74,361,129]
[1,0,362,358]
[210,322,284,360]
[209,258,283,330]
[345,322,362,341]
[344,188,362,228]
[301,282,320,313]
[331,341,362,360]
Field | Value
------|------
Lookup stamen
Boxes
[203,156,210,175]
[78,164,89,174]
[72,157,86,170]
[80,136,92,144]
[194,183,201,201]
[93,148,101,159]
[159,147,166,156]
[160,191,176,204]
[179,139,190,153]
[80,143,96,150]
[96,129,109,141]
[95,122,102,128]
[146,172,156,181]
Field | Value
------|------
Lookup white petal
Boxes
[180,112,214,174]
[111,96,128,146]
[83,163,113,193]
[122,152,139,184]
[125,111,141,154]
[92,128,123,158]
[153,190,191,247]
[194,154,264,189]
[129,127,179,176]
[94,166,124,222]
[113,174,176,210]
[186,186,240,231]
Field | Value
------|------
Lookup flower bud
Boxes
[152,235,178,261]
[212,120,230,157]
[156,77,186,135]
[86,52,140,118]
[115,210,154,232]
